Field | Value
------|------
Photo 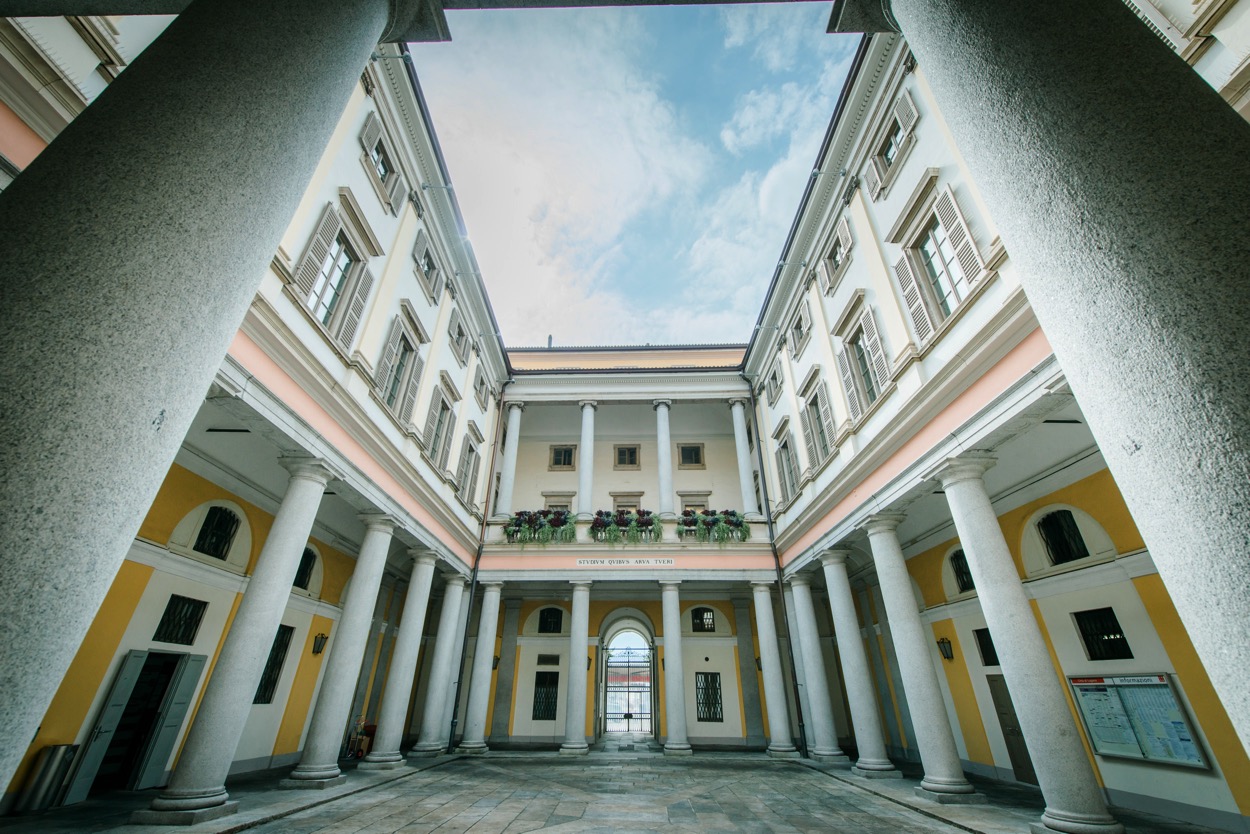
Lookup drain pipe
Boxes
[445,378,513,753]
[740,372,809,758]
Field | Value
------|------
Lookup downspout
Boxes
[741,371,809,759]
[445,376,513,752]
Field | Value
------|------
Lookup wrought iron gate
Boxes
[603,646,652,733]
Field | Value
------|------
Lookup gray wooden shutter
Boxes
[336,266,374,348]
[861,310,891,390]
[774,448,790,502]
[422,397,442,451]
[894,89,919,135]
[294,204,342,299]
[385,169,406,214]
[934,187,983,283]
[398,353,423,426]
[785,433,801,491]
[63,650,149,804]
[466,451,480,505]
[817,382,836,444]
[894,253,935,343]
[835,343,863,422]
[863,160,882,200]
[411,228,429,264]
[359,111,382,153]
[437,414,455,469]
[375,318,403,392]
[133,654,207,790]
[798,401,818,466]
[816,259,833,294]
[835,216,853,253]
[455,441,471,488]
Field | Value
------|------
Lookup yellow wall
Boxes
[7,562,153,794]
[930,619,992,765]
[272,615,334,756]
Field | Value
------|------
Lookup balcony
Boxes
[488,509,759,549]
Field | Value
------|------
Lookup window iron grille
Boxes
[254,624,295,704]
[1074,607,1134,661]
[152,594,208,645]
[538,608,563,634]
[193,506,240,560]
[532,670,559,721]
[950,549,975,593]
[695,672,723,722]
[691,607,716,632]
[973,627,999,666]
[1038,509,1090,565]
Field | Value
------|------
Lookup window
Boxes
[835,308,890,422]
[549,445,576,470]
[677,443,704,469]
[423,396,454,469]
[455,441,481,506]
[538,607,564,634]
[448,310,470,366]
[374,316,425,427]
[1037,509,1090,566]
[753,472,762,514]
[862,89,919,200]
[294,204,375,350]
[765,358,784,406]
[892,187,985,344]
[973,628,999,666]
[798,382,835,467]
[695,672,723,722]
[537,654,560,666]
[691,607,716,632]
[358,111,405,214]
[1074,607,1134,661]
[153,595,208,645]
[254,624,295,704]
[193,506,240,560]
[612,492,643,513]
[411,229,444,303]
[789,302,812,357]
[543,491,575,512]
[293,548,316,591]
[950,549,975,594]
[614,445,640,470]
[774,433,800,503]
[819,217,854,294]
[473,368,488,410]
[532,671,560,721]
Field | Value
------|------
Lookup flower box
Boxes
[589,509,662,544]
[676,509,751,543]
[503,509,576,545]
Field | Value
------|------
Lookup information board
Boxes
[1069,675,1207,768]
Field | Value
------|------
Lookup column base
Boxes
[279,775,346,790]
[1029,808,1125,834]
[914,786,987,805]
[407,744,445,759]
[559,743,589,756]
[358,759,407,771]
[456,741,489,755]
[853,765,902,779]
[131,802,238,826]
[809,750,852,767]
[663,743,693,756]
[767,747,800,759]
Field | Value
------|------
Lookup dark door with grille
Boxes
[987,674,1038,784]
[603,647,652,733]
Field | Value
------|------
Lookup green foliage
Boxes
[676,509,751,544]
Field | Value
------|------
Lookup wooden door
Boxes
[986,674,1038,785]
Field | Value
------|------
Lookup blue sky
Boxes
[410,4,858,347]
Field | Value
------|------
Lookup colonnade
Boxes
[491,398,761,517]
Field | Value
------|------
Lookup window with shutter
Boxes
[774,447,791,503]
[894,253,936,343]
[455,442,472,490]
[835,343,863,422]
[375,317,424,427]
[359,110,405,216]
[860,310,891,389]
[864,89,920,201]
[898,186,984,341]
[295,204,344,300]
[784,433,800,495]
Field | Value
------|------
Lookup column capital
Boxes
[658,579,682,589]
[820,548,854,568]
[408,550,438,569]
[443,574,467,588]
[861,512,907,535]
[570,580,593,589]
[279,456,337,485]
[358,513,400,533]
[926,453,998,489]
[787,574,812,588]
[750,580,775,592]
[480,581,505,591]
[728,397,750,409]
[578,400,598,411]
[652,399,672,410]
[505,401,526,413]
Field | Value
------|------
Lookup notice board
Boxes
[1068,674,1207,768]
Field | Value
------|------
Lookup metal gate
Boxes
[603,646,652,733]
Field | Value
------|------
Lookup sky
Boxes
[409,4,858,348]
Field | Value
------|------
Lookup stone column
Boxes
[489,598,523,742]
[732,597,766,747]
[863,515,979,802]
[494,402,524,516]
[659,581,691,755]
[750,582,797,757]
[359,552,437,768]
[782,586,812,745]
[409,575,467,757]
[560,581,593,754]
[284,515,397,786]
[935,457,1122,833]
[458,582,503,753]
[0,0,394,792]
[788,577,849,764]
[729,398,760,515]
[885,0,1250,751]
[654,400,674,515]
[577,401,597,515]
[820,551,898,777]
[439,589,473,746]
[135,458,334,823]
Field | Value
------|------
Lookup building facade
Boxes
[1,4,1249,834]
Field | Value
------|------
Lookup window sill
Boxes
[360,153,400,216]
[849,379,897,433]
[1022,553,1116,584]
[870,132,916,203]
[368,388,414,435]
[823,254,852,296]
[281,284,353,367]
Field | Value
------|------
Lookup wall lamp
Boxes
[312,632,329,655]
[492,655,500,670]
[936,637,954,662]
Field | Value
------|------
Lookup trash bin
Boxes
[14,744,77,814]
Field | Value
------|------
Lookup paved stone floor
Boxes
[0,748,1229,834]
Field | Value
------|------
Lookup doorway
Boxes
[602,631,653,735]
[986,674,1038,785]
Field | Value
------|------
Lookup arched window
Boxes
[293,548,317,590]
[691,607,716,633]
[193,506,240,560]
[1037,509,1089,565]
[538,607,563,634]
[949,549,975,593]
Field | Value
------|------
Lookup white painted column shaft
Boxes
[788,577,849,763]
[494,402,524,515]
[750,582,796,757]
[410,576,467,756]
[936,458,1121,833]
[730,399,759,515]
[360,552,437,767]
[864,515,976,797]
[560,581,592,754]
[458,582,503,752]
[577,401,596,515]
[820,551,897,776]
[654,400,673,514]
[439,590,472,745]
[659,581,691,754]
[287,515,397,783]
